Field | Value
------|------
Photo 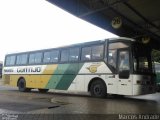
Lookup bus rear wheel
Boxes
[38,89,49,93]
[90,80,107,98]
[18,78,31,92]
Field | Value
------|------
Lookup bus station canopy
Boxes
[47,0,160,50]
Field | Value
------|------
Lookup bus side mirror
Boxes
[119,70,129,79]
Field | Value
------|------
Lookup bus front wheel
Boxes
[90,80,107,98]
[18,78,30,92]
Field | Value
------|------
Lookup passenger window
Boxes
[29,52,42,64]
[50,50,59,62]
[81,47,91,61]
[29,54,35,64]
[69,48,79,61]
[6,56,16,66]
[92,45,103,60]
[5,56,11,66]
[35,52,42,64]
[61,49,69,62]
[16,54,28,65]
[43,50,59,63]
[43,52,50,63]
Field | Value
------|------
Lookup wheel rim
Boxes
[93,84,102,96]
[19,81,25,90]
[20,82,24,88]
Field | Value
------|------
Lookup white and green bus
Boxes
[3,37,156,97]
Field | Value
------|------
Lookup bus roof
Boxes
[5,37,135,56]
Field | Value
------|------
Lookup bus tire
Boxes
[90,80,107,98]
[18,78,30,92]
[38,89,49,93]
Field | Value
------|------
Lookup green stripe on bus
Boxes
[45,63,84,90]
[45,64,70,89]
[55,63,83,90]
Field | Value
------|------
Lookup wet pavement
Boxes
[0,85,160,119]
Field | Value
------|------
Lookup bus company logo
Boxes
[86,64,101,73]
[17,67,41,73]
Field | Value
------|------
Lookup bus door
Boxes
[117,49,132,95]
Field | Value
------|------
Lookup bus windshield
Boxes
[132,43,153,74]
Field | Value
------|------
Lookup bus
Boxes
[3,37,156,97]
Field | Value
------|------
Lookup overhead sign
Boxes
[111,17,122,29]
[142,36,150,44]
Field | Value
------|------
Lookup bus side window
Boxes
[29,52,42,64]
[92,45,104,60]
[108,50,117,69]
[5,55,16,66]
[60,49,69,62]
[69,48,79,62]
[29,54,35,64]
[43,50,59,63]
[50,50,59,62]
[16,54,28,65]
[43,51,50,63]
[81,47,91,61]
[35,52,42,64]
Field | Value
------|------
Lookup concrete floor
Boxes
[0,85,160,119]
